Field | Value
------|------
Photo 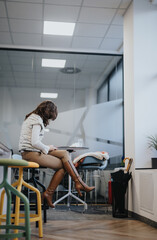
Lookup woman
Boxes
[19,100,94,208]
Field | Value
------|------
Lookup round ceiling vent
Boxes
[60,67,81,74]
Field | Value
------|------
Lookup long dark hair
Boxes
[25,101,58,127]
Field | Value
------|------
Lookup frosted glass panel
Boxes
[50,107,86,134]
[83,99,123,143]
[45,99,123,160]
[43,107,87,147]
[84,139,122,158]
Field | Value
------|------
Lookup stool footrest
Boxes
[0,213,41,223]
[0,225,27,238]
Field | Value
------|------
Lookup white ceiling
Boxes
[0,0,129,90]
[0,0,132,52]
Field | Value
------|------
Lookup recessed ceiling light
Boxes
[42,58,66,68]
[60,67,81,74]
[40,93,58,99]
[43,21,75,36]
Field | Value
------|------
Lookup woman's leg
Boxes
[49,150,95,197]
[42,168,65,208]
[22,150,95,204]
[21,151,65,208]
[21,151,64,169]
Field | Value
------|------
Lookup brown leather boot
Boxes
[42,168,65,208]
[63,160,95,197]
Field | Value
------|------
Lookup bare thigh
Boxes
[21,151,63,169]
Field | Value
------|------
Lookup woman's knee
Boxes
[48,149,70,163]
[60,150,70,163]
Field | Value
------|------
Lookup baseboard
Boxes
[128,211,157,228]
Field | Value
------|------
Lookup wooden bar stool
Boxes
[12,154,48,224]
[0,158,31,240]
[0,161,43,239]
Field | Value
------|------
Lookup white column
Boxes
[124,0,157,169]
[124,0,157,222]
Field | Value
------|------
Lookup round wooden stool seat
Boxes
[10,161,39,168]
[0,158,28,167]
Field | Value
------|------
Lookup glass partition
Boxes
[0,48,123,203]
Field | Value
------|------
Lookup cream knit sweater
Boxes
[19,113,49,154]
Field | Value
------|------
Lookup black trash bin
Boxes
[111,170,132,218]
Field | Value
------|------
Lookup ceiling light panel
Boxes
[42,58,66,68]
[40,92,58,98]
[44,21,75,36]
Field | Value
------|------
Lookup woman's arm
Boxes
[31,125,56,154]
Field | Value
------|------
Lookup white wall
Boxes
[124,0,157,222]
[134,0,157,168]
[45,99,123,161]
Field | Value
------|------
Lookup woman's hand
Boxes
[48,145,57,151]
